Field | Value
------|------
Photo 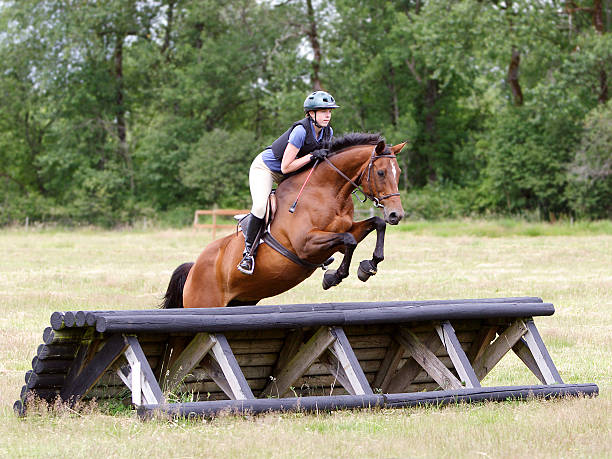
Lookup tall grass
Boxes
[0,225,610,458]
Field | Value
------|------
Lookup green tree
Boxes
[567,102,612,218]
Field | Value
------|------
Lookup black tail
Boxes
[160,262,194,309]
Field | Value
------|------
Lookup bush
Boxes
[400,184,475,220]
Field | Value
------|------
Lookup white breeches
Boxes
[249,153,284,219]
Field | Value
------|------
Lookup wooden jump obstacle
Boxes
[14,297,598,418]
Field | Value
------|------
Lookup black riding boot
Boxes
[237,214,265,275]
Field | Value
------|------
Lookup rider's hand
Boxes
[311,149,329,160]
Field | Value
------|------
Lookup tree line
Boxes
[0,0,610,226]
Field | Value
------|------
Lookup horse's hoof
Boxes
[322,270,341,290]
[357,260,377,282]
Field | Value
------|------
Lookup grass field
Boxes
[0,222,610,458]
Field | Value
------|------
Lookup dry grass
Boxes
[0,225,610,458]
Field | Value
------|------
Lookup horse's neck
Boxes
[319,146,371,197]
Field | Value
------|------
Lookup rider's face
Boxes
[310,109,332,127]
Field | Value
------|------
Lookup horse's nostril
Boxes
[386,210,403,225]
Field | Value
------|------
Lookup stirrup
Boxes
[237,254,255,275]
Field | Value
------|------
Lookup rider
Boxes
[237,90,340,275]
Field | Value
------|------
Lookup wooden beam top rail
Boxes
[93,303,555,334]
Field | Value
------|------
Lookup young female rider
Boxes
[238,90,340,275]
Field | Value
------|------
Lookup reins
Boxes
[323,147,400,209]
[274,145,400,270]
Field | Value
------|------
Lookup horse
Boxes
[162,133,406,309]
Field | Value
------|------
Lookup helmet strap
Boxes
[307,111,323,129]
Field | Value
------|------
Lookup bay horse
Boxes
[162,133,406,309]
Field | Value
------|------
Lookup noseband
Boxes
[323,147,400,209]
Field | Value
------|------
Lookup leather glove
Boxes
[311,148,329,160]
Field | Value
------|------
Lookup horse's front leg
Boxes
[347,217,386,283]
[298,230,358,290]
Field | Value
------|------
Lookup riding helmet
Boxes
[303,91,340,112]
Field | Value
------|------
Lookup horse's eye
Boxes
[377,170,385,177]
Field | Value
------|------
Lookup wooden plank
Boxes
[522,320,563,384]
[395,327,463,390]
[153,380,447,402]
[163,332,215,391]
[353,347,387,361]
[436,321,481,388]
[187,365,273,382]
[261,326,336,398]
[373,339,404,392]
[472,320,528,380]
[199,354,234,399]
[210,334,254,400]
[188,379,267,395]
[224,339,284,354]
[60,330,98,395]
[271,329,304,376]
[155,340,177,382]
[467,326,498,363]
[116,364,131,390]
[132,354,142,405]
[344,334,391,348]
[124,336,164,405]
[60,334,128,402]
[235,353,278,367]
[318,351,355,395]
[329,326,373,395]
[512,337,546,384]
[296,373,376,388]
[386,331,443,393]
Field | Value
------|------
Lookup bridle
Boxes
[323,147,400,209]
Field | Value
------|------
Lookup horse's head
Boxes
[362,140,407,225]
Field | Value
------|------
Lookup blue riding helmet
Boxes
[303,91,340,112]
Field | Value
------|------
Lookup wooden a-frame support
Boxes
[261,326,373,398]
[56,317,564,409]
[160,332,254,401]
[60,333,164,407]
[117,336,164,406]
[373,318,563,394]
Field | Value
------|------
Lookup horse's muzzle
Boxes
[384,209,404,225]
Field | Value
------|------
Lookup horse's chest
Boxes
[324,213,353,233]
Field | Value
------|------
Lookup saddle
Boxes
[236,192,332,270]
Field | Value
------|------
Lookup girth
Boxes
[262,232,327,270]
[237,213,327,270]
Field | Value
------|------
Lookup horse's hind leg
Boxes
[348,217,387,282]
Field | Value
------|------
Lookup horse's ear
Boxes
[375,140,386,155]
[391,142,407,155]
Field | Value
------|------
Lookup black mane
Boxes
[328,133,384,155]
